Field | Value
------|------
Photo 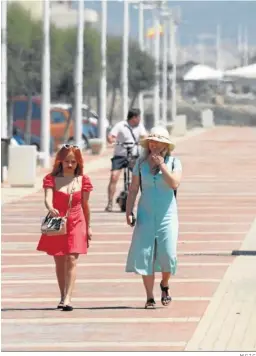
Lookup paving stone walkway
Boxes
[1,127,256,351]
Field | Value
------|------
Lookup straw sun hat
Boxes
[140,126,175,152]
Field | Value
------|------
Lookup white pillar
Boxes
[162,18,168,127]
[122,0,129,120]
[1,0,7,139]
[216,24,221,70]
[170,17,177,123]
[40,0,51,168]
[153,10,160,126]
[74,0,84,148]
[145,20,151,54]
[237,24,242,65]
[238,24,242,53]
[243,26,248,66]
[138,1,144,123]
[1,0,8,182]
[99,0,107,147]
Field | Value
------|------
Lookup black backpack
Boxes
[139,158,177,198]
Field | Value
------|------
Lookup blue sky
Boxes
[71,1,256,46]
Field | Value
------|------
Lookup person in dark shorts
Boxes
[105,108,147,212]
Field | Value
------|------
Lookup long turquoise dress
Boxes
[125,155,182,276]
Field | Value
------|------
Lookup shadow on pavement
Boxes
[1,306,151,312]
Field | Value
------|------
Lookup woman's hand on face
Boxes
[151,154,164,166]
[49,208,59,217]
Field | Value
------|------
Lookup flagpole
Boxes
[122,0,129,119]
[99,0,107,147]
[40,0,51,168]
[74,0,84,148]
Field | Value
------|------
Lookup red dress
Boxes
[37,174,93,256]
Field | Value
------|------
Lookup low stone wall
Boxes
[103,94,256,130]
[177,102,256,129]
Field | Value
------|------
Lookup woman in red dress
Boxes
[37,144,93,311]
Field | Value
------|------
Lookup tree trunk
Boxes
[129,92,138,109]
[108,86,116,125]
[83,94,89,108]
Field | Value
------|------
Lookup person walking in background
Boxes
[125,126,182,309]
[105,108,147,212]
[37,144,93,311]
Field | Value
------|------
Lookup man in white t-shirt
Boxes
[105,108,147,212]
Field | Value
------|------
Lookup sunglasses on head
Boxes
[148,134,167,140]
[62,144,80,149]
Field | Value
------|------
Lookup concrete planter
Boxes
[89,138,104,155]
[201,109,214,128]
[172,115,187,136]
[8,145,37,187]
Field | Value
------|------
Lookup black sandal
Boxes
[160,282,172,306]
[145,298,156,309]
[57,301,64,309]
[105,202,113,212]
[62,305,73,311]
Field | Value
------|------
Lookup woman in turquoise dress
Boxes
[125,126,182,309]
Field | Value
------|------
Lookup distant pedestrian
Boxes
[125,126,182,308]
[105,108,147,212]
[37,144,93,311]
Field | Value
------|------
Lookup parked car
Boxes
[54,103,110,144]
[10,96,106,151]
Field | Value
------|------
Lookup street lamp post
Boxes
[216,24,221,70]
[155,1,170,128]
[161,16,168,127]
[170,16,177,123]
[1,0,7,140]
[138,1,144,123]
[74,0,84,148]
[99,0,107,147]
[133,1,157,124]
[1,0,8,181]
[243,26,248,66]
[122,0,129,120]
[153,8,160,126]
[40,0,51,168]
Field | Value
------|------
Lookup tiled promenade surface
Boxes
[1,127,256,351]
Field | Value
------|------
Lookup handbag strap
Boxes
[125,124,139,156]
[64,178,77,218]
[138,158,143,192]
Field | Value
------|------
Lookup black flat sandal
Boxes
[62,305,73,311]
[57,301,64,309]
[105,202,113,212]
[145,298,156,309]
[160,282,172,306]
